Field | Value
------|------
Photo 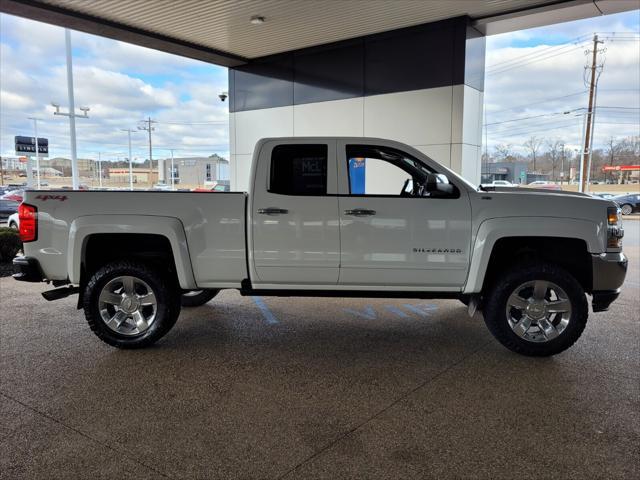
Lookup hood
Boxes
[471,187,613,224]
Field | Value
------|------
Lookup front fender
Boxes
[463,216,605,294]
[68,215,197,289]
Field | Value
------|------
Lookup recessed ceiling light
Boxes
[250,15,265,25]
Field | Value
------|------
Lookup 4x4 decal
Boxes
[35,194,68,202]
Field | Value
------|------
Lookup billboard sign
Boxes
[15,136,48,155]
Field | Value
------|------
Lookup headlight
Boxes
[607,206,624,248]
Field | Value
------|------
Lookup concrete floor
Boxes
[1,221,638,479]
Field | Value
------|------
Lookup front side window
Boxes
[346,145,458,198]
[270,144,328,196]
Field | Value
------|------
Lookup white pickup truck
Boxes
[13,137,627,356]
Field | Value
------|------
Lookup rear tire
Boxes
[181,289,219,307]
[483,262,588,356]
[83,260,181,349]
[9,222,18,230]
[620,203,633,215]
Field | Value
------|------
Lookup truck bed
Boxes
[22,190,248,288]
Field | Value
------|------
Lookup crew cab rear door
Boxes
[250,139,340,285]
[336,140,472,289]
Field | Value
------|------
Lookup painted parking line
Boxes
[252,296,279,325]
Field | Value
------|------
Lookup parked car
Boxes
[7,212,19,229]
[612,193,640,215]
[13,137,627,357]
[590,193,616,200]
[480,180,517,188]
[527,181,562,191]
[0,199,19,223]
[1,189,24,202]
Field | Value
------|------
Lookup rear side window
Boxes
[269,144,328,195]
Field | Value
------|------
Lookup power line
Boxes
[486,91,587,115]
[486,44,587,76]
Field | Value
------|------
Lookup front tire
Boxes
[83,260,181,348]
[181,289,219,307]
[620,203,633,215]
[483,262,588,356]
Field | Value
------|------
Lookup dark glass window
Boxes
[270,144,328,196]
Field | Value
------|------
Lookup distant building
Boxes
[482,161,548,184]
[160,155,229,186]
[42,157,95,177]
[108,168,158,185]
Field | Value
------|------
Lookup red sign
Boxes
[602,165,640,172]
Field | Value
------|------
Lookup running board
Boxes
[42,286,80,301]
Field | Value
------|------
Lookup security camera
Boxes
[218,91,228,102]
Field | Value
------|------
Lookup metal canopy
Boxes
[1,0,635,66]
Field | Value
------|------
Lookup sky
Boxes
[0,8,639,164]
[484,9,639,156]
[0,13,229,164]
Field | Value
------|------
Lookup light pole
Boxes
[27,117,43,189]
[97,152,102,188]
[50,29,90,190]
[170,149,175,190]
[121,129,135,190]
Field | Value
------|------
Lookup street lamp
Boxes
[51,101,90,189]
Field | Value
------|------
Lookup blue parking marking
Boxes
[252,296,279,325]
[385,305,410,318]
[343,306,377,320]
[402,303,438,317]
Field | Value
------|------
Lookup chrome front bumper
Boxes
[591,252,628,312]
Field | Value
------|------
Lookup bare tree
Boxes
[546,140,562,182]
[524,136,544,172]
[604,136,621,183]
[494,143,513,162]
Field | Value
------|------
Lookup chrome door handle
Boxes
[344,209,376,216]
[257,207,289,215]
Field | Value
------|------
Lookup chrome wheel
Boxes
[98,276,157,336]
[621,204,632,215]
[506,280,571,343]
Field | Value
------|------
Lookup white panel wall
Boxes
[235,105,294,155]
[363,87,452,146]
[451,84,483,184]
[294,97,364,136]
[230,85,484,189]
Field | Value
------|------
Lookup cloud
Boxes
[0,12,229,162]
[485,10,640,154]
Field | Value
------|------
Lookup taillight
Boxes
[18,203,37,242]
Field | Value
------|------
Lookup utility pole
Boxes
[560,143,565,186]
[121,129,135,190]
[138,117,157,186]
[580,34,605,193]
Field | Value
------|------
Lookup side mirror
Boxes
[425,173,454,195]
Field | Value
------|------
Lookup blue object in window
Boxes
[349,157,366,194]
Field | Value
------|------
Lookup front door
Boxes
[251,139,340,285]
[337,141,472,289]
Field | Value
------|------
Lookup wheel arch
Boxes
[69,215,197,290]
[464,217,601,294]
